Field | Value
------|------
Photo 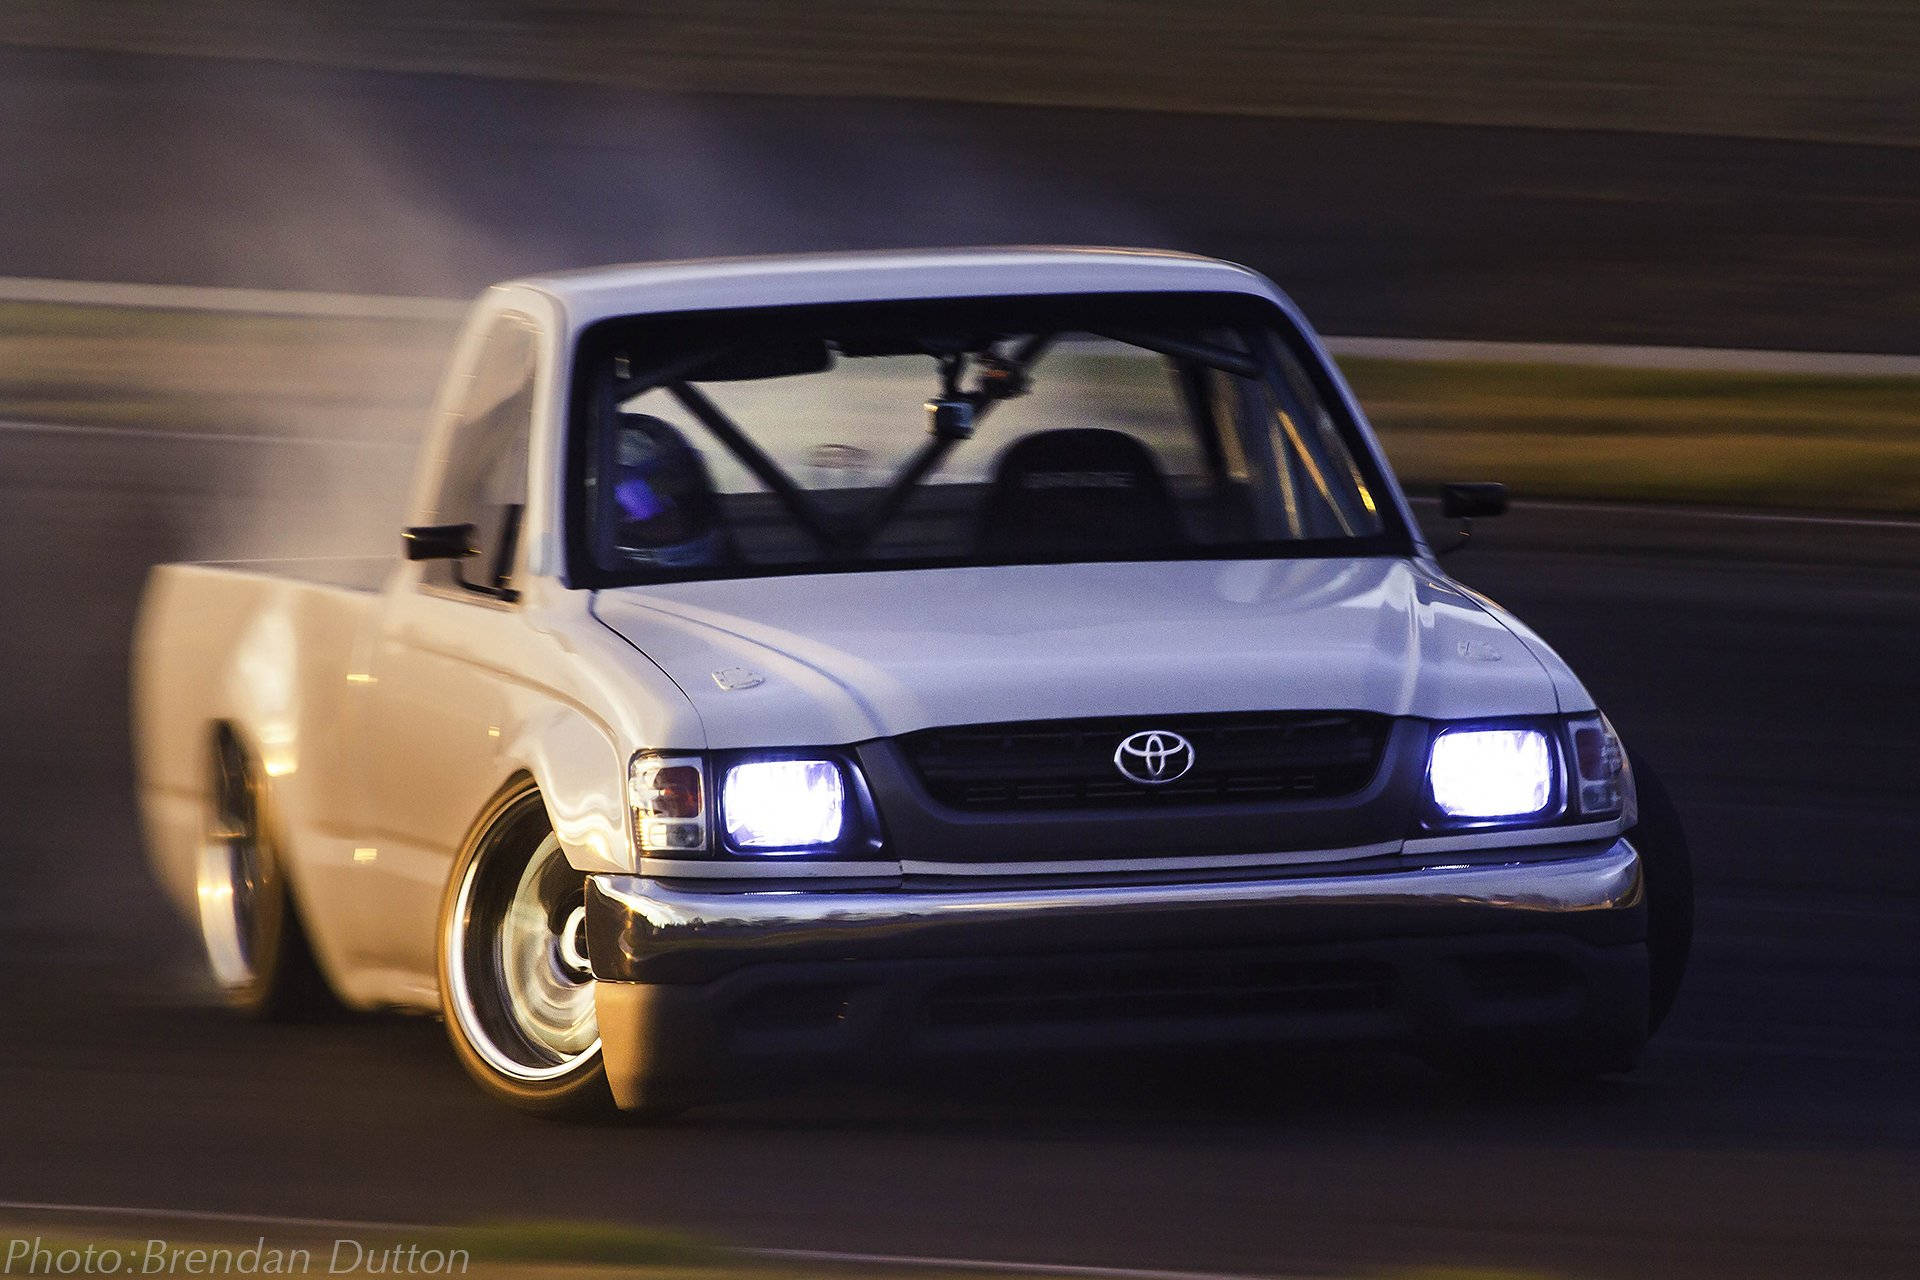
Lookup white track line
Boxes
[1507,497,1920,531]
[1324,334,1920,377]
[191,555,390,566]
[0,418,410,448]
[4,274,1920,377]
[0,1199,427,1233]
[0,1200,1314,1280]
[750,1247,1315,1280]
[0,275,465,321]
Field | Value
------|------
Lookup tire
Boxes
[1628,749,1695,1033]
[198,726,340,1019]
[438,781,617,1117]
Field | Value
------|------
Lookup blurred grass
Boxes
[3,1,1918,147]
[1343,358,1920,511]
[0,301,454,436]
[3,299,1917,513]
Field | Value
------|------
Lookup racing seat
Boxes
[977,428,1185,559]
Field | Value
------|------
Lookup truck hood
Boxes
[592,558,1569,749]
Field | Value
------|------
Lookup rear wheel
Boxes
[438,782,616,1117]
[198,727,338,1018]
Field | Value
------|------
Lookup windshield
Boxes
[566,292,1406,586]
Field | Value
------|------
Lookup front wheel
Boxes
[1629,749,1694,1033]
[1433,750,1693,1088]
[438,782,616,1117]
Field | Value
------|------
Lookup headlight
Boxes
[1427,726,1554,820]
[722,759,846,850]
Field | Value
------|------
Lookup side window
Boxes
[428,317,537,599]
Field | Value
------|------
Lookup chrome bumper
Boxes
[586,839,1643,985]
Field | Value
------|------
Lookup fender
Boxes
[503,699,635,875]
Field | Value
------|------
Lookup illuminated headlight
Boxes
[722,759,846,850]
[1428,727,1555,820]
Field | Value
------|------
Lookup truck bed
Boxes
[131,558,388,922]
[182,556,393,592]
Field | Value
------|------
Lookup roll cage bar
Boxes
[590,324,1322,561]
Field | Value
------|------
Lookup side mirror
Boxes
[1440,482,1509,520]
[403,523,477,561]
[1433,483,1508,557]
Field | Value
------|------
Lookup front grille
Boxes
[898,711,1390,811]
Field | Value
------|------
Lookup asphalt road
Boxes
[2,42,1918,1280]
[2,405,1918,1278]
[3,41,1919,352]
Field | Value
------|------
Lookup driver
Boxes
[609,412,731,569]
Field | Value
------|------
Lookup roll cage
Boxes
[563,292,1414,588]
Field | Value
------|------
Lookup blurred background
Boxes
[1,4,1916,1278]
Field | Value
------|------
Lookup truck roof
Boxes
[508,247,1285,327]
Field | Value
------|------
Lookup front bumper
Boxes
[587,840,1648,1108]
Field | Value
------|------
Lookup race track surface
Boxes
[2,42,1918,352]
[3,413,1917,1278]
[2,40,1917,1280]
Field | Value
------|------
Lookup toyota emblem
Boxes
[1113,730,1196,785]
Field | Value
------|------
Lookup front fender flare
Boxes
[506,706,635,875]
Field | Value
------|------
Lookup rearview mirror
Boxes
[685,339,834,382]
[1440,482,1509,520]
[403,523,477,561]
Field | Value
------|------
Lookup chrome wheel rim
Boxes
[198,744,261,989]
[499,838,598,1056]
[449,813,600,1083]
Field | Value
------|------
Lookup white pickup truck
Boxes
[134,248,1692,1115]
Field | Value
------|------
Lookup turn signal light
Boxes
[629,755,707,854]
